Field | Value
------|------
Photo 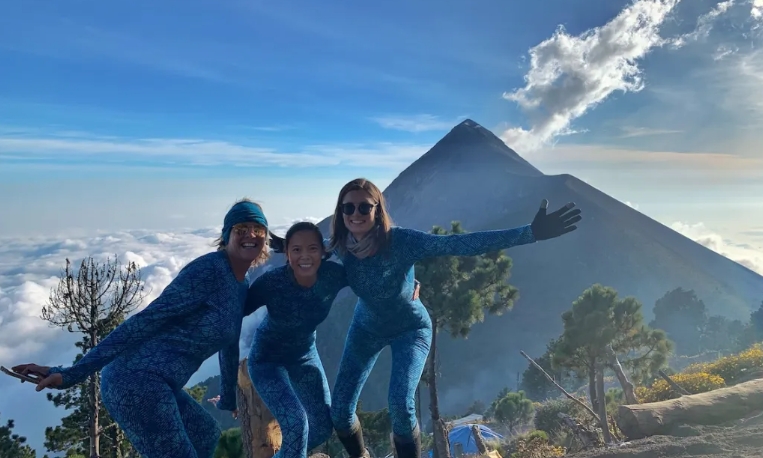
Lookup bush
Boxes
[509,432,565,458]
[684,344,763,384]
[494,390,535,431]
[499,430,549,457]
[533,398,585,436]
[636,372,726,403]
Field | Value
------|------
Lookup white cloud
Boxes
[671,0,736,46]
[371,114,466,133]
[499,0,759,153]
[752,0,763,20]
[618,126,684,138]
[531,143,763,175]
[500,0,680,152]
[670,221,763,274]
[0,131,431,169]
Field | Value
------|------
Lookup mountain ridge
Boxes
[253,119,762,421]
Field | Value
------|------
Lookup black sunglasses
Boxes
[341,202,376,216]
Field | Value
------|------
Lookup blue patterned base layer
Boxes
[331,225,535,442]
[101,367,222,458]
[248,346,333,458]
[331,323,432,440]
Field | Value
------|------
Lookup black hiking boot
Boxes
[336,421,369,458]
[392,425,421,458]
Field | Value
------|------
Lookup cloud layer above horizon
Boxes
[1,216,760,377]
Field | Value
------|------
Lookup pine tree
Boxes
[41,256,147,458]
[0,413,37,458]
[553,284,672,410]
[649,287,707,356]
[416,221,518,458]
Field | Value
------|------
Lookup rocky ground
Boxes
[570,410,763,458]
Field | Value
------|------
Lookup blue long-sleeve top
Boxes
[337,225,536,336]
[48,250,248,412]
[242,261,348,364]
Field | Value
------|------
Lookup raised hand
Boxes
[530,199,581,241]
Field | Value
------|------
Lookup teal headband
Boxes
[221,201,268,245]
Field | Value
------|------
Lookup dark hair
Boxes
[270,221,331,261]
[327,178,393,256]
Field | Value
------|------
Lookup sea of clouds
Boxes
[0,215,760,451]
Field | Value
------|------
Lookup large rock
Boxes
[617,378,763,439]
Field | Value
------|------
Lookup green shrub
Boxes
[509,432,565,458]
[684,344,763,384]
[533,398,585,436]
[635,372,725,403]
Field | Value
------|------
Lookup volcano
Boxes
[255,119,763,419]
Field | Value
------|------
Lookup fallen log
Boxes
[616,378,763,440]
[471,424,488,455]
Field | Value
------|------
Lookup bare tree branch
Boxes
[41,255,148,458]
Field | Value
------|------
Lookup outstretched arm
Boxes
[396,225,536,263]
[49,256,225,389]
[397,200,580,263]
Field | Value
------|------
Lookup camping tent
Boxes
[427,423,503,457]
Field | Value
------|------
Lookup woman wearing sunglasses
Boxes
[11,199,273,458]
[327,178,582,458]
[232,221,420,458]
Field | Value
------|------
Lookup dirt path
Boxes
[569,412,763,458]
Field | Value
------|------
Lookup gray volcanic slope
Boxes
[255,119,763,420]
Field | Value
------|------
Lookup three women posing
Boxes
[12,178,581,458]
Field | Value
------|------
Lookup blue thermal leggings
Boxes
[248,349,333,458]
[330,322,432,441]
[100,367,221,458]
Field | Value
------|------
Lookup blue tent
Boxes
[427,424,504,457]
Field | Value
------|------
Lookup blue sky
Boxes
[2,0,761,238]
[2,0,763,453]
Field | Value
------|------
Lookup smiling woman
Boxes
[327,178,581,458]
[240,221,421,458]
[11,198,275,458]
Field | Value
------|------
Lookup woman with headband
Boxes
[12,198,273,458]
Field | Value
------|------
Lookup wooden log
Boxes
[470,425,488,455]
[237,358,282,458]
[616,378,763,440]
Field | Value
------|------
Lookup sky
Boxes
[1,0,763,453]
